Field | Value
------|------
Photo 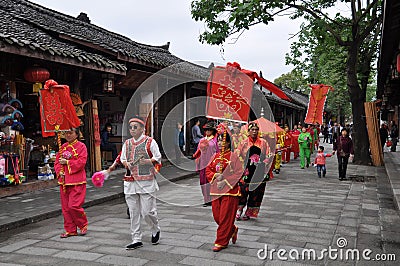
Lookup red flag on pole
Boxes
[206,65,254,122]
[39,80,80,137]
[206,62,290,122]
[304,84,333,125]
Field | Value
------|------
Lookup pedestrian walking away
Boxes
[332,128,354,181]
[54,127,89,238]
[313,146,332,178]
[379,123,389,153]
[206,131,243,252]
[389,120,399,152]
[120,116,162,250]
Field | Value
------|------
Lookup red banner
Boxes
[304,84,333,125]
[206,66,254,122]
[39,80,80,137]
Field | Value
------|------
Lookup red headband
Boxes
[129,118,145,126]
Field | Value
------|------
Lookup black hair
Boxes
[319,146,324,151]
[103,123,112,131]
[218,133,231,144]
[71,128,80,140]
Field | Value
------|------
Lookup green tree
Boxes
[191,0,382,164]
[274,69,308,93]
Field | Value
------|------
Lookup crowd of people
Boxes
[55,117,398,253]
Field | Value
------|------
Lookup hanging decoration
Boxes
[206,62,290,123]
[23,66,50,93]
[304,84,334,125]
[38,79,80,137]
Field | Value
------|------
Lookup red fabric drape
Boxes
[39,80,80,137]
[206,65,254,122]
[304,84,333,125]
[227,62,291,101]
[206,62,290,122]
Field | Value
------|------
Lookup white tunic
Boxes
[120,134,162,194]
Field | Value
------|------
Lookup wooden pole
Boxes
[364,102,384,166]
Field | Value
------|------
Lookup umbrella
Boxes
[240,117,284,137]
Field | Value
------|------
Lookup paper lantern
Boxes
[23,67,50,92]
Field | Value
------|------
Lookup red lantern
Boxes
[23,66,50,83]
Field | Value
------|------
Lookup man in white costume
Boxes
[120,116,162,250]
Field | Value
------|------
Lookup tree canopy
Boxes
[191,0,382,164]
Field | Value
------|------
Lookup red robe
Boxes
[283,132,292,162]
[54,139,88,235]
[206,150,243,248]
[290,130,300,156]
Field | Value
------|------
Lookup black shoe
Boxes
[151,231,160,245]
[323,173,326,177]
[126,242,143,250]
[306,163,309,168]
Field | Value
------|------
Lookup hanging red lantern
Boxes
[23,66,50,92]
[24,66,50,83]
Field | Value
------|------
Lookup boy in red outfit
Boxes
[313,146,332,178]
[282,126,292,163]
[206,132,243,252]
[55,128,88,238]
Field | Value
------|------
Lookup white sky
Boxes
[29,0,304,81]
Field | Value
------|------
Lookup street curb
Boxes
[0,172,197,233]
[384,152,400,211]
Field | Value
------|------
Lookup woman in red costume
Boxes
[206,131,243,252]
[193,121,218,206]
[290,125,300,159]
[282,126,292,163]
[235,122,271,220]
[55,128,88,238]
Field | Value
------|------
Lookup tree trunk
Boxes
[347,43,371,165]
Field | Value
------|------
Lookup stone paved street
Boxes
[0,143,399,265]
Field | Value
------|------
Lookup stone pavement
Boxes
[0,160,198,233]
[0,143,399,265]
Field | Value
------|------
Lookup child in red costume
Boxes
[54,128,88,238]
[313,146,332,178]
[206,132,243,252]
[282,126,292,163]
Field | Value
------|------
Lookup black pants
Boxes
[390,138,398,152]
[101,143,117,161]
[337,156,349,179]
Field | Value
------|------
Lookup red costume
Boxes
[206,150,243,250]
[55,139,88,236]
[291,129,300,159]
[282,131,292,163]
[236,136,271,218]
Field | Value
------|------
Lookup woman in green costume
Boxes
[298,126,312,169]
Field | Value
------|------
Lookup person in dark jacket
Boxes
[333,128,354,181]
[389,120,399,152]
[101,123,117,161]
[379,123,389,152]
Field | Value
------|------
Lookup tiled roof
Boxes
[280,87,309,107]
[0,0,207,76]
[0,2,127,72]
